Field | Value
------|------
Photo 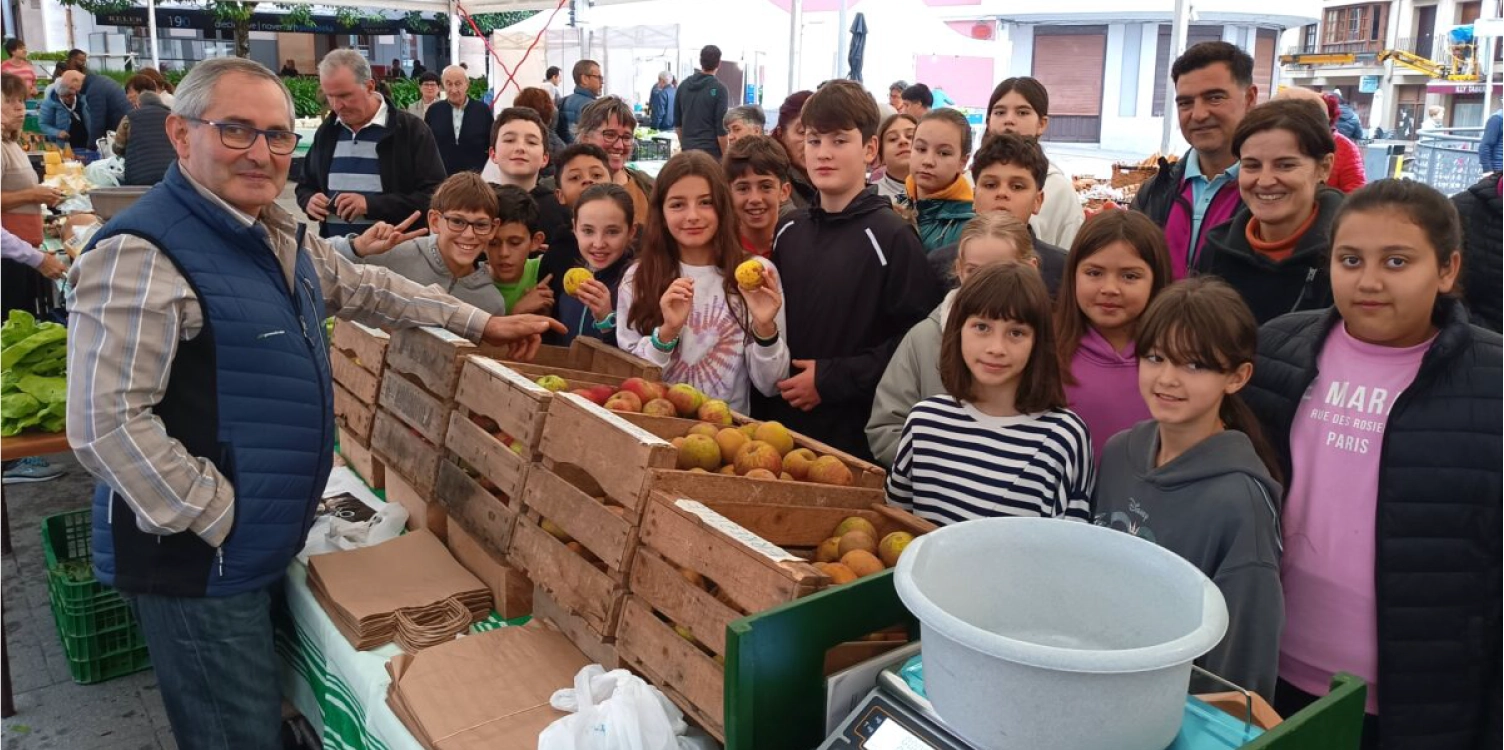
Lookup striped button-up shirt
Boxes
[66,169,489,548]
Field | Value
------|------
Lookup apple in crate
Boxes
[619,377,665,404]
[642,398,677,417]
[604,391,643,412]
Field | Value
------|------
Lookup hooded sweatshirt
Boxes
[674,71,730,159]
[753,187,943,460]
[1194,187,1344,324]
[903,174,976,252]
[1093,421,1285,701]
[333,235,507,314]
[1066,328,1151,457]
[866,290,955,467]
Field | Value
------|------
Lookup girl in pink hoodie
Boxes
[1053,211,1174,457]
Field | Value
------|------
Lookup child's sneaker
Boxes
[2,457,64,484]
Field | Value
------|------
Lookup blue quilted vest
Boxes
[85,163,335,597]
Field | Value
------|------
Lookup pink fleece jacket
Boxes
[1064,327,1151,458]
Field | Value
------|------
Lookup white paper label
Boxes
[675,499,800,563]
[475,357,549,395]
[866,718,936,750]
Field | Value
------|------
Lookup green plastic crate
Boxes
[40,510,152,684]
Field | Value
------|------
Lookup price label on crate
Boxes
[675,499,801,563]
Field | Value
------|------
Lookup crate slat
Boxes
[532,585,620,669]
[617,596,726,740]
[336,426,384,489]
[330,349,382,404]
[444,411,532,501]
[508,517,624,637]
[329,320,389,374]
[378,370,452,447]
[434,459,521,558]
[538,394,677,515]
[452,357,553,453]
[332,382,375,441]
[370,409,440,496]
[521,467,636,572]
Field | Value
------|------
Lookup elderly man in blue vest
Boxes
[64,57,563,749]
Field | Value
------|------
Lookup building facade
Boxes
[1281,0,1503,137]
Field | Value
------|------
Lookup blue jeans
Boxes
[125,583,283,750]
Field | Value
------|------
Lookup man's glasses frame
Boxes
[182,116,302,156]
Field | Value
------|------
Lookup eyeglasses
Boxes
[440,214,497,235]
[182,116,302,156]
[595,130,632,145]
[583,73,602,80]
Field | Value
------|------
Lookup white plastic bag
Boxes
[538,665,692,750]
[296,501,408,563]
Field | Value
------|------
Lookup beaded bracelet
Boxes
[651,326,680,352]
[594,312,616,332]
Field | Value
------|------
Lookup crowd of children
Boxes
[340,45,1499,748]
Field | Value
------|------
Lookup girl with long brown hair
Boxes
[615,151,789,413]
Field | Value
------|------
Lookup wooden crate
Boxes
[507,463,640,638]
[433,458,522,560]
[531,584,620,669]
[329,321,389,442]
[537,394,680,518]
[336,426,384,490]
[524,336,663,381]
[446,517,532,620]
[385,466,447,541]
[617,496,935,740]
[370,408,443,496]
[332,383,375,443]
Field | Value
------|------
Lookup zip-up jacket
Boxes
[753,187,943,459]
[1130,151,1245,277]
[537,232,629,347]
[1244,300,1501,749]
[1452,173,1502,332]
[296,100,447,237]
[334,234,507,314]
[1193,187,1344,324]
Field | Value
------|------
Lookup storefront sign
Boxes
[1359,75,1381,94]
[94,8,409,35]
[1425,81,1504,95]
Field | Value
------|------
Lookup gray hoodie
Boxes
[866,290,955,467]
[1093,420,1284,701]
[333,234,507,315]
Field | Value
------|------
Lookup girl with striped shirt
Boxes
[887,263,1094,525]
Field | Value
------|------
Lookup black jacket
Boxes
[926,231,1067,297]
[297,101,447,237]
[1244,300,1501,750]
[79,74,130,144]
[752,188,944,460]
[1452,173,1502,333]
[536,232,630,348]
[1130,152,1191,229]
[673,71,729,159]
[1194,187,1345,324]
[531,182,572,248]
[425,98,494,175]
[120,102,174,187]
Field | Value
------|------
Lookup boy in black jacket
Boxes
[753,81,943,460]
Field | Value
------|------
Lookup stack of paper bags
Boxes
[387,623,590,749]
[307,530,492,650]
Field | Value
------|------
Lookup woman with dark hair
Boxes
[771,90,816,209]
[2,38,35,94]
[576,95,655,225]
[985,77,1083,248]
[1194,99,1345,323]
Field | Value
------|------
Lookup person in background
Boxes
[113,86,174,186]
[1131,42,1256,278]
[887,80,908,113]
[867,212,1037,466]
[557,58,602,144]
[138,67,175,108]
[616,151,788,413]
[871,113,916,204]
[1298,90,1366,192]
[67,58,561,749]
[1328,89,1363,141]
[65,48,87,73]
[723,105,765,150]
[1451,171,1501,332]
[771,90,815,208]
[1419,104,1444,132]
[723,135,792,258]
[487,183,552,317]
[551,143,611,212]
[426,65,492,175]
[537,182,637,345]
[388,59,405,79]
[298,49,446,238]
[984,77,1085,250]
[886,263,1093,525]
[279,59,300,77]
[1480,107,1502,174]
[1054,210,1174,458]
[3,39,35,95]
[407,71,441,120]
[544,65,564,102]
[410,59,427,78]
[1244,179,1500,749]
[649,71,676,131]
[122,73,157,109]
[899,83,932,119]
[76,68,131,146]
[904,108,975,251]
[38,70,90,148]
[575,95,655,226]
[676,45,731,160]
[1093,276,1284,701]
[486,106,570,242]
[1195,99,1343,324]
[927,134,1069,296]
[334,173,509,314]
[511,86,567,182]
[755,81,942,459]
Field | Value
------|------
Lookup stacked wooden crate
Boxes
[329,321,390,489]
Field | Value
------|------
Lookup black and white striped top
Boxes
[887,395,1095,525]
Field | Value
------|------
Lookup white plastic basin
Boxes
[894,517,1228,750]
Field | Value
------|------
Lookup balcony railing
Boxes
[1319,39,1385,54]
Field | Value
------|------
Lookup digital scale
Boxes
[819,650,1266,750]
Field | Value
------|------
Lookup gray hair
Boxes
[319,48,371,86]
[174,57,293,125]
[657,71,671,84]
[724,105,765,130]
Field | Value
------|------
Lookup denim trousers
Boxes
[125,582,284,750]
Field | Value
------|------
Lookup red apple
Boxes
[619,377,665,404]
[571,387,609,406]
[587,384,617,404]
[604,391,643,412]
